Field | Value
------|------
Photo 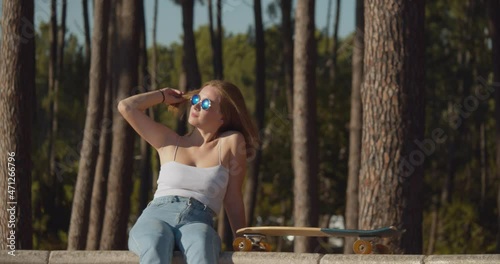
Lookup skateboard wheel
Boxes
[353,240,372,254]
[259,242,272,252]
[374,244,391,254]
[233,237,253,252]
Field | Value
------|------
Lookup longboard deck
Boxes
[236,226,402,238]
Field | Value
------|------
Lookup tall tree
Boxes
[137,0,153,213]
[68,0,110,250]
[177,0,202,135]
[344,0,363,254]
[42,2,63,235]
[45,1,67,231]
[57,0,67,75]
[82,0,91,64]
[150,0,160,189]
[215,0,223,79]
[208,0,216,77]
[86,89,113,250]
[87,2,118,249]
[82,0,91,94]
[51,0,67,155]
[328,0,340,82]
[280,0,294,115]
[208,0,223,80]
[0,0,35,250]
[181,0,201,89]
[325,0,332,52]
[489,0,500,253]
[244,0,266,228]
[293,0,319,253]
[50,0,67,184]
[359,0,425,254]
[152,0,158,92]
[47,0,58,183]
[100,0,140,249]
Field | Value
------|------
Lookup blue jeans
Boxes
[128,195,221,264]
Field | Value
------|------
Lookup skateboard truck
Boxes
[233,234,272,252]
[352,237,391,254]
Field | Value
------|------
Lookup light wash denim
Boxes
[128,195,221,264]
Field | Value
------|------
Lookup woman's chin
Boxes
[187,118,198,127]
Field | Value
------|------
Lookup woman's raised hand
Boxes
[161,88,185,105]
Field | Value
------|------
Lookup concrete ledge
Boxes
[48,250,140,264]
[1,251,500,264]
[223,252,324,264]
[425,254,500,264]
[320,254,425,264]
[0,250,49,264]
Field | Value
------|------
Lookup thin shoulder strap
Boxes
[218,138,223,165]
[173,136,181,161]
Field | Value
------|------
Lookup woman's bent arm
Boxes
[118,88,184,149]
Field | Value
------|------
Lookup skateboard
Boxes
[233,226,404,254]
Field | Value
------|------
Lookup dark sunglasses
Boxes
[190,94,212,110]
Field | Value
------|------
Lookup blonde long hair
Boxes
[168,80,259,159]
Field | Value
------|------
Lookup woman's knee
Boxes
[178,223,221,260]
[128,219,175,255]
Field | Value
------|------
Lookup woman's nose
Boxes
[193,102,201,110]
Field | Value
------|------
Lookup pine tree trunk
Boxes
[280,0,293,116]
[48,0,58,183]
[86,87,113,250]
[0,0,35,250]
[328,0,340,82]
[344,0,363,254]
[82,0,91,98]
[87,6,117,248]
[359,0,425,254]
[215,0,223,79]
[83,0,91,64]
[152,0,158,92]
[208,0,216,78]
[208,0,223,80]
[55,0,67,91]
[51,0,66,182]
[68,0,110,250]
[181,0,201,90]
[56,0,67,77]
[293,0,319,253]
[100,0,140,249]
[178,0,201,135]
[325,0,332,53]
[244,0,266,229]
[137,0,153,213]
[150,0,160,189]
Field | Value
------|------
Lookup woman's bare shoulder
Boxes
[156,135,181,163]
[219,131,245,143]
[219,131,246,169]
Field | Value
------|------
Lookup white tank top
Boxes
[154,137,229,214]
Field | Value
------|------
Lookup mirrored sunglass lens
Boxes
[201,99,211,110]
[191,95,200,105]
